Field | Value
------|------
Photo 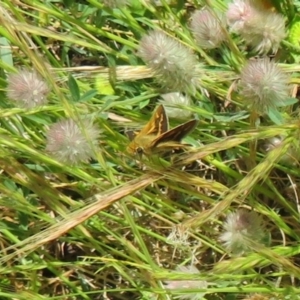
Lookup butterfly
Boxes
[126,104,198,157]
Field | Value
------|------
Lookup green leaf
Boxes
[62,0,74,7]
[214,111,249,122]
[267,108,284,125]
[0,37,13,67]
[79,89,98,102]
[99,97,115,112]
[277,97,299,107]
[25,164,47,172]
[129,0,146,15]
[18,212,29,230]
[68,74,80,102]
[23,115,52,125]
[95,75,115,95]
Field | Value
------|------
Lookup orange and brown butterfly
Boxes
[126,104,198,157]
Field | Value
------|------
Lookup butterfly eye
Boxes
[136,147,144,154]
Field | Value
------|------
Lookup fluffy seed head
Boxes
[226,0,256,33]
[166,225,190,247]
[138,30,199,93]
[191,8,226,49]
[164,265,208,300]
[46,119,100,165]
[159,93,193,119]
[239,58,289,114]
[226,0,286,54]
[220,209,267,255]
[241,11,286,54]
[7,68,50,109]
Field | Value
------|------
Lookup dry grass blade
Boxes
[214,243,300,277]
[0,173,162,264]
[174,125,297,168]
[182,135,294,229]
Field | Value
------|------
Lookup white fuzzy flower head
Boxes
[166,225,190,247]
[220,209,266,256]
[226,0,256,33]
[191,8,226,49]
[7,68,50,109]
[159,93,193,120]
[241,11,286,54]
[138,30,199,93]
[239,58,289,114]
[164,265,208,300]
[46,119,100,165]
[227,0,285,54]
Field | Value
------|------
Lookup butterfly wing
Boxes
[150,119,198,148]
[125,105,168,140]
[138,104,168,136]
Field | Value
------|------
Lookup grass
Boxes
[0,0,300,299]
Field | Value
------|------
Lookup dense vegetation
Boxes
[0,0,300,299]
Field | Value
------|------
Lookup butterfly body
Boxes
[126,105,198,156]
